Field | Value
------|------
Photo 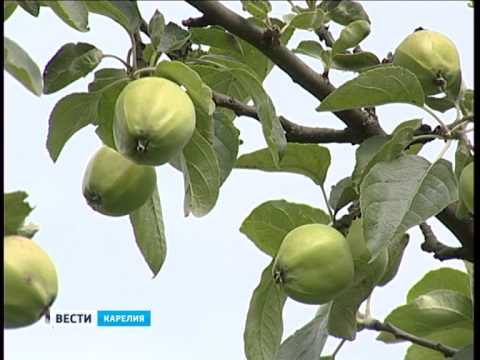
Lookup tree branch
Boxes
[183,1,474,257]
[183,0,385,143]
[435,203,474,262]
[212,92,356,144]
[419,222,472,261]
[359,317,458,358]
[314,25,335,47]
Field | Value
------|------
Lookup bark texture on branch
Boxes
[212,92,356,144]
[419,222,473,262]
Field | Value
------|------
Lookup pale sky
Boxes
[4,1,473,359]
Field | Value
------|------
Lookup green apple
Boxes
[459,161,474,214]
[272,224,355,305]
[113,77,196,166]
[393,29,461,96]
[82,146,156,216]
[4,236,58,329]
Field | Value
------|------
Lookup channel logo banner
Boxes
[48,310,151,327]
[97,310,151,327]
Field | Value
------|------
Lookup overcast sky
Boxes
[4,1,473,359]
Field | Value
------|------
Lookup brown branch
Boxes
[314,25,335,47]
[359,318,458,357]
[183,0,385,143]
[436,203,474,262]
[419,222,472,261]
[212,92,356,144]
[182,15,212,28]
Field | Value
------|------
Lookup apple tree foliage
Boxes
[4,1,474,359]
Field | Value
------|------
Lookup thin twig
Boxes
[332,339,346,358]
[315,25,335,47]
[102,54,132,71]
[129,33,138,73]
[360,317,459,357]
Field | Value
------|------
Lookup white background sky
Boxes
[4,1,473,359]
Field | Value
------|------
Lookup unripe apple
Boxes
[346,218,389,285]
[4,236,58,329]
[393,29,461,96]
[459,162,474,214]
[113,77,196,166]
[82,146,156,216]
[272,224,355,305]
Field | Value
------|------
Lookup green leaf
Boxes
[331,51,380,72]
[392,118,422,134]
[46,92,99,162]
[88,68,130,147]
[240,200,330,257]
[328,218,385,340]
[230,68,286,166]
[195,54,260,80]
[332,20,370,54]
[94,79,129,149]
[190,26,244,55]
[352,122,419,187]
[293,41,380,72]
[425,95,455,113]
[276,305,330,360]
[212,111,240,184]
[156,22,191,54]
[321,0,370,26]
[4,1,18,21]
[4,36,42,96]
[237,143,330,185]
[129,186,166,277]
[406,328,473,360]
[329,177,357,213]
[17,0,39,17]
[464,261,474,302]
[352,136,389,185]
[87,67,128,92]
[407,268,471,303]
[317,66,425,112]
[293,40,330,65]
[454,138,473,181]
[376,234,409,287]
[43,43,103,94]
[453,344,474,360]
[360,155,458,259]
[459,89,474,117]
[378,289,473,343]
[286,9,327,30]
[4,191,34,236]
[180,130,220,217]
[207,17,293,82]
[44,0,89,32]
[85,0,141,33]
[191,65,251,105]
[148,10,165,53]
[241,0,272,20]
[244,262,287,360]
[155,61,215,142]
